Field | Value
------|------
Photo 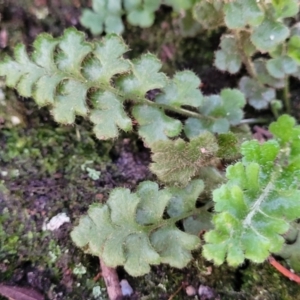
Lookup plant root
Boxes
[99,258,123,300]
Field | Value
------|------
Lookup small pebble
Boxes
[198,284,215,299]
[120,279,133,296]
[43,212,70,231]
[11,116,21,125]
[186,285,196,296]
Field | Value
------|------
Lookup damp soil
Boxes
[1,1,300,300]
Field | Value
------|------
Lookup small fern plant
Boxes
[192,0,300,113]
[1,27,300,276]
[70,114,300,274]
[79,0,195,35]
[81,0,300,114]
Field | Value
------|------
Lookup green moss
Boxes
[129,252,300,299]
[0,199,59,279]
[0,102,114,297]
[241,262,300,300]
[0,121,112,176]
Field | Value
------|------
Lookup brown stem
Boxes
[268,256,300,284]
[233,30,258,81]
[92,83,209,121]
[167,283,184,300]
[99,258,123,300]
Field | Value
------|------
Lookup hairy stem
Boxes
[233,30,258,81]
[143,98,214,120]
[243,153,287,227]
[243,180,274,227]
[145,201,213,234]
[99,258,123,300]
[92,82,210,121]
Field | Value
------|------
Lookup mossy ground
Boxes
[0,1,300,299]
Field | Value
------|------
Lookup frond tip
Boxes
[0,28,132,138]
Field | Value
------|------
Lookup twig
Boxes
[268,256,300,284]
[99,258,123,300]
[93,272,102,282]
[167,283,184,300]
[233,30,258,81]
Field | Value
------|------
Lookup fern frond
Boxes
[116,54,168,97]
[132,105,182,145]
[80,0,124,35]
[71,181,201,276]
[150,131,239,186]
[184,89,245,137]
[155,71,203,108]
[0,29,130,130]
[0,28,245,144]
[203,115,300,266]
[150,132,219,186]
[166,179,213,235]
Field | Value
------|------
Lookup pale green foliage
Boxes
[0,30,91,124]
[239,77,275,110]
[80,0,124,35]
[214,35,241,74]
[116,54,168,97]
[254,59,284,88]
[208,0,300,110]
[251,19,290,52]
[83,35,131,84]
[0,29,131,137]
[124,0,160,28]
[71,181,201,276]
[3,0,300,277]
[132,106,182,145]
[90,91,132,140]
[150,132,219,186]
[192,0,224,29]
[271,0,299,19]
[80,0,195,35]
[184,89,245,137]
[0,28,215,144]
[266,56,298,79]
[276,224,300,272]
[150,131,239,186]
[224,0,264,29]
[240,56,287,109]
[80,0,161,35]
[214,32,256,74]
[203,115,300,266]
[155,71,203,108]
[288,36,300,64]
[78,0,300,115]
[166,180,213,235]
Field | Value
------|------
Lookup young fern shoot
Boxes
[203,115,300,266]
